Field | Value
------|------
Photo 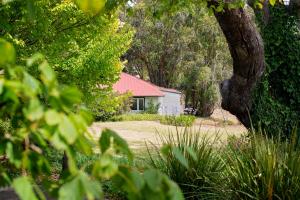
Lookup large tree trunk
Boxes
[210,6,265,128]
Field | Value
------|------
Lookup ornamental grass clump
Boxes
[148,129,226,199]
[225,129,300,199]
[147,127,300,200]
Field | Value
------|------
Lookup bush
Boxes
[226,130,300,199]
[92,92,132,121]
[160,115,196,127]
[148,129,226,199]
[148,128,300,199]
[110,113,163,122]
[144,99,160,114]
[110,114,196,127]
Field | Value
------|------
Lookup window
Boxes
[138,98,144,110]
[131,98,138,110]
[131,98,144,111]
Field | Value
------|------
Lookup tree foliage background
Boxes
[124,0,232,116]
[0,0,133,119]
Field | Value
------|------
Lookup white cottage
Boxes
[113,73,183,115]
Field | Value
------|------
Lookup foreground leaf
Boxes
[99,129,133,160]
[0,38,15,65]
[12,177,38,200]
[59,171,102,200]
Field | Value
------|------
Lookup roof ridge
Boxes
[122,72,181,93]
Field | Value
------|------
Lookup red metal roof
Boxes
[113,73,164,97]
[159,87,181,94]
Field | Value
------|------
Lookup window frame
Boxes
[131,97,145,111]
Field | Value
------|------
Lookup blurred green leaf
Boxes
[45,110,61,125]
[161,145,189,169]
[185,146,198,162]
[39,61,56,85]
[269,0,276,6]
[58,115,78,144]
[74,0,106,15]
[6,142,22,168]
[60,86,82,107]
[26,53,44,67]
[144,169,162,192]
[99,129,133,161]
[162,175,184,200]
[12,177,38,200]
[59,171,102,200]
[92,154,118,179]
[23,98,44,121]
[23,72,41,94]
[0,38,15,65]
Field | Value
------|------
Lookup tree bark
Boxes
[210,6,265,127]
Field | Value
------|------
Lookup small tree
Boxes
[182,66,219,117]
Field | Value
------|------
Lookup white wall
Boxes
[141,94,183,116]
[160,92,182,116]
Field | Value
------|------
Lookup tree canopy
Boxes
[1,0,133,107]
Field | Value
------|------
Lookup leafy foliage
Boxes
[144,99,160,114]
[182,66,219,117]
[110,113,163,122]
[0,0,133,112]
[0,37,184,199]
[0,46,97,197]
[160,115,196,127]
[149,127,300,199]
[111,113,196,126]
[124,1,231,116]
[251,5,300,137]
[226,131,300,199]
[92,91,133,121]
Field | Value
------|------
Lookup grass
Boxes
[225,130,300,199]
[45,126,300,200]
[146,128,300,199]
[147,129,226,199]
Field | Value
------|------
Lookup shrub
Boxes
[160,115,196,127]
[144,99,160,114]
[92,92,132,121]
[147,127,300,200]
[225,130,300,199]
[110,114,196,127]
[110,113,163,122]
[148,129,226,199]
[0,40,184,199]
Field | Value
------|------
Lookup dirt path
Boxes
[90,109,247,149]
